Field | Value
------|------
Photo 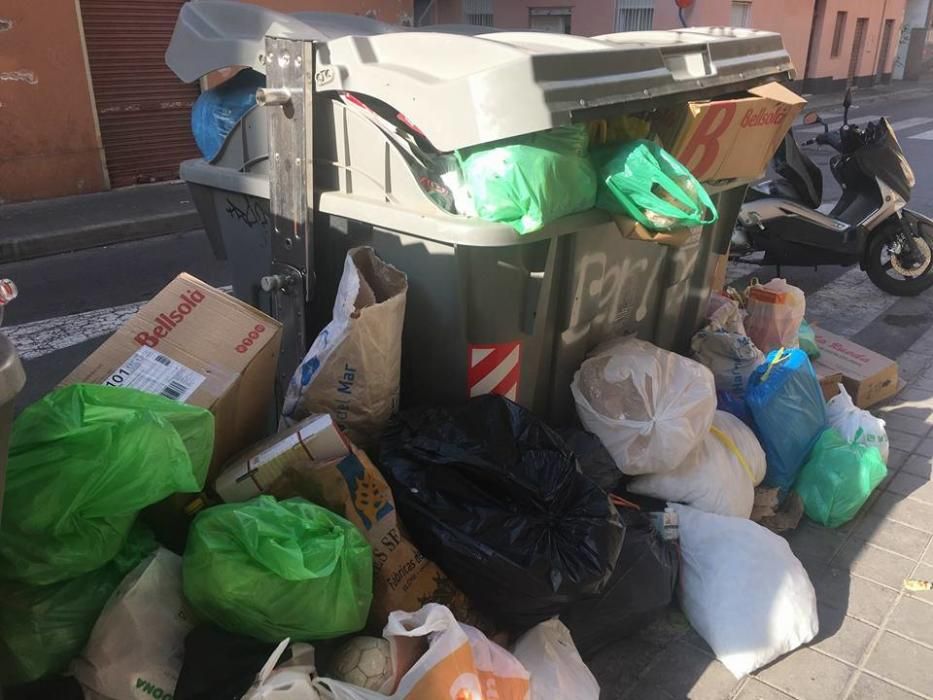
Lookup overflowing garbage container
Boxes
[166,2,798,424]
[8,4,906,699]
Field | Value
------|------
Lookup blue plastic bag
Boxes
[746,348,827,493]
[716,390,755,429]
[192,69,266,161]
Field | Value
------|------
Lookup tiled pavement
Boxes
[588,323,933,699]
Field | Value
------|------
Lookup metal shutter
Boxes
[80,0,200,187]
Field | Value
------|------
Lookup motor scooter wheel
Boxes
[865,221,933,296]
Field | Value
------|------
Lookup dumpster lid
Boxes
[167,2,795,150]
[0,334,25,406]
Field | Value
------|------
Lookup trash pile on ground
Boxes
[1,250,900,697]
[1,72,905,695]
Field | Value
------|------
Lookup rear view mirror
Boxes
[802,112,821,126]
[843,87,853,109]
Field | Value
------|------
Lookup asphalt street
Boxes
[5,91,933,411]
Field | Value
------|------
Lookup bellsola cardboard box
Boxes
[63,273,283,489]
[656,82,806,182]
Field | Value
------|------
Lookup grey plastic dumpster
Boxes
[0,334,25,523]
[167,3,794,425]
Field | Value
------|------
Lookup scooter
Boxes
[733,88,933,296]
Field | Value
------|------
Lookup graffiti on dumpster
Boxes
[563,251,662,345]
[225,195,269,228]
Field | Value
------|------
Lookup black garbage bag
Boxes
[173,625,277,700]
[4,675,83,700]
[379,395,624,630]
[559,427,623,494]
[560,506,679,658]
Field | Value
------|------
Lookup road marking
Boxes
[909,128,933,140]
[4,285,233,361]
[886,117,933,133]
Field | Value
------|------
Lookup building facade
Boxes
[429,0,930,90]
[4,0,931,204]
[0,0,413,205]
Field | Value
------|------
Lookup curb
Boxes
[1,210,202,264]
[803,84,933,111]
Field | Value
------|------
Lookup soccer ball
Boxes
[329,636,393,691]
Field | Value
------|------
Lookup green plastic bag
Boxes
[798,319,820,359]
[0,524,156,685]
[795,428,887,528]
[455,125,598,234]
[183,496,373,642]
[0,384,214,585]
[596,140,718,231]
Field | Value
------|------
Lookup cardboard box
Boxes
[818,371,845,402]
[612,215,698,248]
[656,82,806,182]
[709,252,729,293]
[812,328,898,408]
[63,273,283,482]
[215,414,349,502]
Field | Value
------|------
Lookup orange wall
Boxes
[0,0,106,204]
[244,0,413,23]
[806,0,907,80]
[653,0,817,78]
[1,0,413,204]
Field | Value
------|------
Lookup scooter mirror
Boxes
[843,87,853,109]
[803,111,822,125]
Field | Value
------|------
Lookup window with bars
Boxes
[730,1,751,28]
[831,11,848,58]
[614,0,654,32]
[464,0,493,26]
[530,8,572,33]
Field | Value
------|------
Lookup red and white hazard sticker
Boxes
[468,342,521,401]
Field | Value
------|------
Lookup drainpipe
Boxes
[873,0,890,80]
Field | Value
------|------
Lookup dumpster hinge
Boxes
[260,36,315,388]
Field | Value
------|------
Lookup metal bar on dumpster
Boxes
[259,36,315,389]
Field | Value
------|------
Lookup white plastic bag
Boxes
[826,385,889,463]
[744,278,805,354]
[282,247,408,449]
[511,619,599,700]
[628,411,766,518]
[71,548,192,700]
[673,503,819,678]
[242,638,318,700]
[316,604,530,700]
[691,329,764,397]
[706,293,747,336]
[571,337,717,475]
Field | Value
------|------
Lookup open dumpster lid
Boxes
[167,1,795,150]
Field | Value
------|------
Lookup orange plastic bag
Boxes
[744,279,805,354]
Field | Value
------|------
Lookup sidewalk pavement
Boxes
[589,315,933,700]
[0,182,199,263]
[803,77,933,111]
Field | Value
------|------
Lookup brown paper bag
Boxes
[282,247,407,449]
[612,214,698,247]
[269,444,477,626]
